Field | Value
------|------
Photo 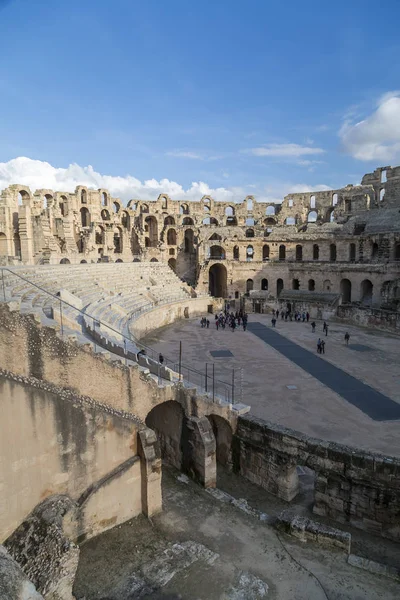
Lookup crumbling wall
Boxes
[234,414,400,541]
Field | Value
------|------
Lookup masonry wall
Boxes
[0,376,143,543]
[234,414,400,542]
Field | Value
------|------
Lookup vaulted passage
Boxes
[209,263,227,298]
[145,401,185,469]
[247,322,400,421]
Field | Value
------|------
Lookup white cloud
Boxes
[246,143,325,158]
[165,151,203,159]
[340,91,400,161]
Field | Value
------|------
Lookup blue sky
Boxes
[1,0,400,203]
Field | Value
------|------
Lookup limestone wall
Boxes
[337,304,400,332]
[234,414,400,541]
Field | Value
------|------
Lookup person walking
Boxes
[306,312,310,322]
[323,321,327,333]
[206,319,210,329]
[311,321,316,333]
[317,338,322,354]
[271,317,276,328]
[321,340,325,354]
[344,332,350,346]
[325,323,329,337]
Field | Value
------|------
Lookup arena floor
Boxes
[142,316,400,457]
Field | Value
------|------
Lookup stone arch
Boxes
[233,245,239,260]
[160,195,168,209]
[115,259,123,263]
[261,278,268,291]
[371,242,379,260]
[308,211,317,223]
[60,258,71,264]
[313,244,319,260]
[80,260,87,264]
[113,227,122,253]
[145,401,185,469]
[164,215,175,226]
[246,245,254,261]
[184,229,194,253]
[360,279,373,305]
[263,244,270,261]
[323,279,332,291]
[246,278,254,292]
[285,216,296,225]
[349,243,356,262]
[279,245,286,261]
[292,278,300,290]
[209,263,227,297]
[145,216,158,247]
[266,206,275,215]
[264,217,276,226]
[380,189,385,202]
[225,206,235,217]
[59,195,68,216]
[13,232,21,258]
[295,244,302,261]
[80,207,90,227]
[81,189,87,204]
[43,193,53,209]
[209,233,222,241]
[245,228,254,238]
[207,414,232,468]
[310,195,316,209]
[340,278,352,303]
[330,244,337,262]
[141,203,149,213]
[180,203,189,215]
[168,258,176,272]
[102,192,108,206]
[0,233,8,256]
[18,190,30,206]
[308,279,315,291]
[209,245,225,260]
[167,228,177,245]
[150,258,159,262]
[121,211,130,229]
[131,229,140,254]
[209,217,219,226]
[226,216,238,226]
[332,193,338,206]
[113,201,121,214]
[277,278,284,297]
[101,209,110,221]
[182,217,194,226]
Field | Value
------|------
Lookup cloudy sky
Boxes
[0,0,400,203]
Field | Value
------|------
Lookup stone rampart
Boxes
[234,414,400,541]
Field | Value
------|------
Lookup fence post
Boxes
[59,299,64,337]
[205,363,208,392]
[212,363,215,402]
[232,369,235,404]
[179,341,182,382]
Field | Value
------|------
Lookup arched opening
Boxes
[380,189,385,202]
[234,291,239,299]
[18,191,29,206]
[245,218,255,227]
[145,401,185,469]
[345,199,352,212]
[292,278,300,290]
[202,217,211,225]
[60,258,71,264]
[210,217,219,226]
[340,279,352,303]
[59,196,67,216]
[167,228,177,245]
[263,245,270,261]
[233,245,239,260]
[381,170,387,183]
[310,195,316,209]
[330,244,337,262]
[360,279,373,305]
[43,194,53,209]
[169,248,175,255]
[133,258,141,262]
[180,204,189,215]
[308,279,315,291]
[11,231,20,259]
[101,209,110,221]
[80,207,90,227]
[168,258,177,272]
[372,242,379,260]
[288,199,293,207]
[0,233,7,256]
[226,216,238,226]
[141,204,149,213]
[323,279,331,291]
[246,279,254,293]
[209,233,222,241]
[145,216,158,247]
[182,217,194,226]
[121,211,130,229]
[264,217,276,226]
[332,193,338,206]
[225,206,235,217]
[349,243,356,262]
[295,244,303,261]
[209,263,227,297]
[261,278,268,291]
[246,228,254,238]
[279,245,286,261]
[113,227,122,253]
[247,198,253,211]
[150,258,159,262]
[102,192,108,206]
[80,260,87,264]
[207,415,232,470]
[266,206,275,215]
[164,216,175,226]
[81,189,87,204]
[285,217,296,225]
[308,211,317,223]
[131,230,140,254]
[277,278,283,297]
[113,201,120,214]
[313,244,319,260]
[77,237,84,253]
[184,229,194,253]
[115,259,123,263]
[246,245,254,261]
[264,228,272,237]
[160,195,168,210]
[395,243,400,261]
[209,245,225,260]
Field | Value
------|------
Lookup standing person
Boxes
[323,321,327,334]
[206,319,210,329]
[159,353,164,365]
[306,312,310,322]
[321,340,325,354]
[317,338,322,354]
[276,309,279,318]
[344,332,350,345]
[271,317,276,328]
[216,318,219,331]
[311,321,316,333]
[325,323,329,337]
[231,319,236,332]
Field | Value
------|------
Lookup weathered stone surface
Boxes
[4,495,79,600]
[0,545,44,600]
[276,510,351,553]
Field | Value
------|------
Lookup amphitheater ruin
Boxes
[1,164,400,599]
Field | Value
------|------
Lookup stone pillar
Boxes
[18,205,34,264]
[138,428,162,517]
[183,416,216,488]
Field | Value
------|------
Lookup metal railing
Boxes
[0,267,235,403]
